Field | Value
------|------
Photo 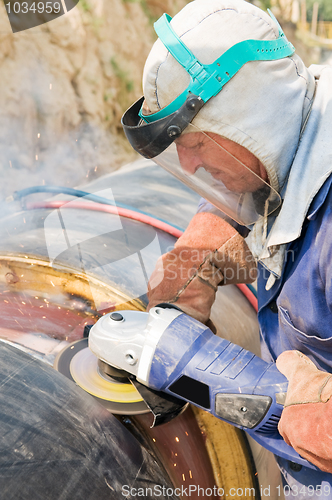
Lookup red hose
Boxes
[26,200,258,312]
[235,283,258,313]
[26,201,184,239]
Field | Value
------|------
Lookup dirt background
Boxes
[0,0,187,199]
[0,0,328,200]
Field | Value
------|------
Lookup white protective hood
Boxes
[142,0,325,287]
[256,64,332,288]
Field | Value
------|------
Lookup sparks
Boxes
[37,133,40,138]
[36,155,38,161]
[175,437,180,443]
[50,83,52,90]
[50,281,55,287]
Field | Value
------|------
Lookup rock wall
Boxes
[0,0,322,200]
[0,0,186,198]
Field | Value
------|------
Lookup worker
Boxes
[121,0,332,496]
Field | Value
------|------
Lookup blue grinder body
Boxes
[146,314,317,470]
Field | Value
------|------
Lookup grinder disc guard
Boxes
[54,339,149,415]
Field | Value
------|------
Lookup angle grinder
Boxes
[55,305,318,470]
[54,312,187,421]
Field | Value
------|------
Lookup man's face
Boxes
[175,131,269,194]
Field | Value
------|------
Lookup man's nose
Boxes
[176,145,201,175]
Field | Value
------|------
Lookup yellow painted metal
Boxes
[0,255,145,313]
[193,407,257,499]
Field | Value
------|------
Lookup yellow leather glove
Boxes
[277,350,332,472]
[147,212,257,324]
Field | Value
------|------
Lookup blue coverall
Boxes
[258,175,332,498]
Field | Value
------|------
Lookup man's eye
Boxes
[176,139,205,150]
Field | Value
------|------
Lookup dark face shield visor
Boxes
[122,104,282,226]
[121,94,205,159]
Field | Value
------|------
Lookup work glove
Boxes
[147,212,257,325]
[276,350,332,472]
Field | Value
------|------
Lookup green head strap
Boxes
[140,10,295,123]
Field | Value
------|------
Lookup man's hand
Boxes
[147,212,257,325]
[277,350,332,472]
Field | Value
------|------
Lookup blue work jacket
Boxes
[257,175,332,497]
